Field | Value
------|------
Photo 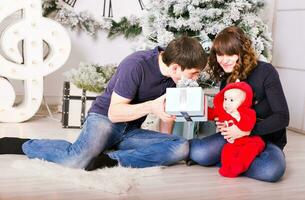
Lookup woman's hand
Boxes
[218,123,251,143]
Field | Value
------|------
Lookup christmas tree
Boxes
[140,0,272,62]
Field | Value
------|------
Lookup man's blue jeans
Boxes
[189,133,286,182]
[22,113,189,169]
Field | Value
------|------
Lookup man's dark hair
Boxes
[162,36,207,71]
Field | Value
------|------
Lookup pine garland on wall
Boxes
[42,0,142,38]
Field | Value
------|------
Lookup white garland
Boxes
[55,8,113,35]
[64,63,117,93]
[42,0,140,36]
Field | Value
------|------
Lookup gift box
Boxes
[62,82,99,128]
[172,121,200,139]
[165,87,208,122]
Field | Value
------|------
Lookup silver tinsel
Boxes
[177,77,199,88]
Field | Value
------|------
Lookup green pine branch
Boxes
[108,17,142,39]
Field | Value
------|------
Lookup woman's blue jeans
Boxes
[189,133,286,182]
[22,113,189,169]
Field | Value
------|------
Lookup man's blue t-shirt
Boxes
[89,46,176,127]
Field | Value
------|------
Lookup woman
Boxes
[189,26,289,182]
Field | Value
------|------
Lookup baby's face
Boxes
[223,89,246,114]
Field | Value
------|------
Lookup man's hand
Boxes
[108,92,176,123]
[218,123,250,143]
[149,95,176,123]
[159,119,174,134]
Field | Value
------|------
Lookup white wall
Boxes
[262,0,276,32]
[73,0,146,21]
[44,0,148,103]
[44,30,136,103]
[272,0,305,133]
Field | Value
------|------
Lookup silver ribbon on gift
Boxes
[179,88,192,121]
[177,77,199,121]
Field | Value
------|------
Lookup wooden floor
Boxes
[1,114,305,200]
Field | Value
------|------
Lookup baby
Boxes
[208,81,265,177]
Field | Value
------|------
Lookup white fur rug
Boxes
[9,156,161,194]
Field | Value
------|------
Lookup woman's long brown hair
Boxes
[207,26,257,83]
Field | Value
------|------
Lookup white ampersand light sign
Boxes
[0,0,71,122]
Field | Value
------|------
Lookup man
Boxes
[0,36,207,170]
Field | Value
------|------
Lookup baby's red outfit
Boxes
[208,82,265,177]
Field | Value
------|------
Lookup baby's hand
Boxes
[216,120,234,132]
[226,120,234,127]
[215,121,226,132]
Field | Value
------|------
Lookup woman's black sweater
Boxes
[221,61,290,149]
